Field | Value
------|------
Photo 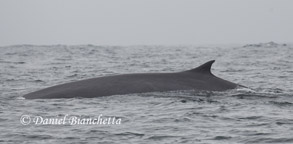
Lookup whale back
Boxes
[23,60,239,99]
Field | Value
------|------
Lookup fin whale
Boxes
[23,60,239,99]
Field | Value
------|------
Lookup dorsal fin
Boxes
[187,60,215,74]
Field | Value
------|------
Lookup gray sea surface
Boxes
[1,44,293,144]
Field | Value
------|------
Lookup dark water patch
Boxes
[241,131,273,136]
[0,118,7,122]
[47,62,68,65]
[269,101,293,107]
[33,79,45,83]
[5,52,18,55]
[67,74,78,78]
[0,60,26,64]
[87,129,111,134]
[244,137,293,143]
[114,132,145,137]
[238,116,263,120]
[275,119,293,125]
[16,61,26,64]
[177,97,220,104]
[231,93,278,99]
[174,117,192,122]
[25,134,54,140]
[146,135,181,141]
[63,136,79,140]
[5,78,16,82]
[212,135,232,140]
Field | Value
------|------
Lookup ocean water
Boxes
[0,44,293,144]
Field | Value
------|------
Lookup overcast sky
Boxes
[0,0,292,46]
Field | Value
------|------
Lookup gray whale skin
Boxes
[23,60,239,99]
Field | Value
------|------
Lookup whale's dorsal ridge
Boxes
[23,59,241,99]
[187,60,215,74]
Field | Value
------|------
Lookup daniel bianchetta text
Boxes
[20,114,122,125]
